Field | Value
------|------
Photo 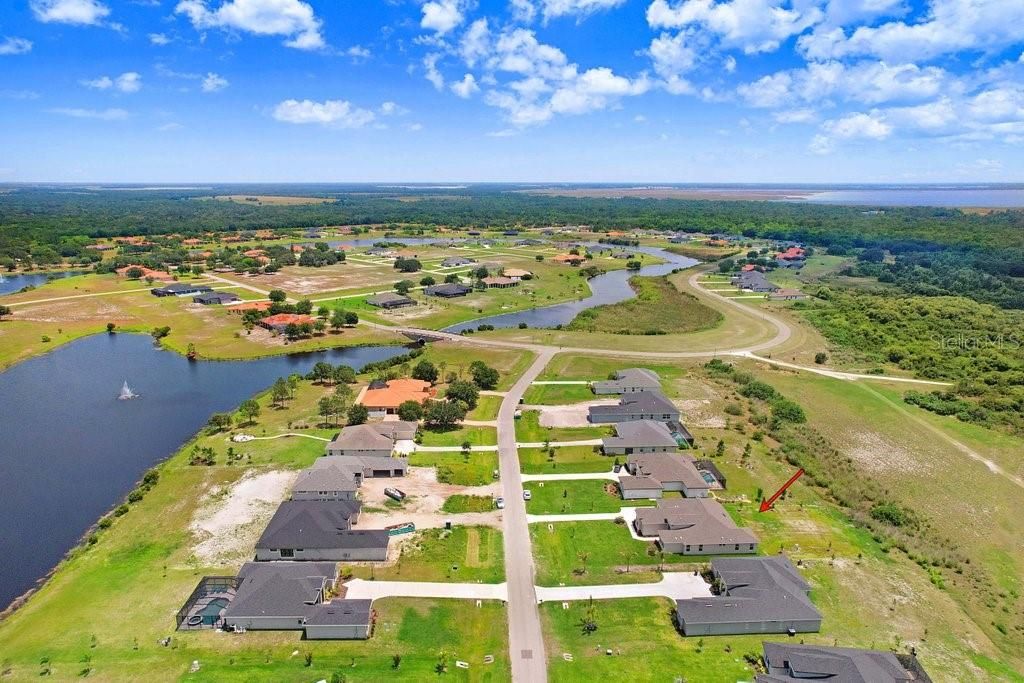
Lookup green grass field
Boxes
[442,494,496,513]
[521,383,597,404]
[514,410,611,443]
[407,450,498,486]
[419,424,498,447]
[524,479,655,515]
[349,526,504,583]
[466,395,502,420]
[567,274,722,335]
[517,445,612,474]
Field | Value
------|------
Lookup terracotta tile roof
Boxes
[359,378,436,410]
[260,313,316,327]
[227,301,272,312]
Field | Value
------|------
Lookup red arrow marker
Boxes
[759,468,805,512]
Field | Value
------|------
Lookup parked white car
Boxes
[495,497,505,509]
[523,490,532,501]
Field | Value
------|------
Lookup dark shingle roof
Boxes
[603,420,678,450]
[256,500,362,550]
[225,561,337,620]
[759,643,921,683]
[589,391,679,418]
[306,599,373,626]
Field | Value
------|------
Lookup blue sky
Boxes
[1,0,1023,182]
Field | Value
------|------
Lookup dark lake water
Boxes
[0,334,406,610]
[0,271,85,296]
[442,246,699,333]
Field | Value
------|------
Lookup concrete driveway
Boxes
[344,578,508,601]
[535,571,712,603]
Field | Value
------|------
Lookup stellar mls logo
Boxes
[932,333,1021,351]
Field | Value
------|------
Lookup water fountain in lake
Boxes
[118,380,139,400]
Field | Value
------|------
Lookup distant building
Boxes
[591,368,662,395]
[553,253,586,265]
[441,256,476,267]
[151,283,213,297]
[676,556,822,636]
[769,289,806,301]
[258,313,315,332]
[425,283,471,298]
[226,301,271,314]
[733,271,779,293]
[192,292,242,305]
[481,276,519,288]
[366,292,416,309]
[502,268,532,280]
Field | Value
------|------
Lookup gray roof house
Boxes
[255,500,390,562]
[366,292,416,309]
[291,454,408,502]
[221,562,372,639]
[633,498,758,555]
[326,422,417,457]
[622,452,710,499]
[192,291,242,305]
[151,283,213,297]
[758,642,930,683]
[591,368,662,395]
[733,271,779,293]
[441,255,476,267]
[602,420,679,455]
[424,283,472,297]
[588,391,680,424]
[676,556,822,636]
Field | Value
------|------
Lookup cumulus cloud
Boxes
[272,99,376,128]
[811,110,893,153]
[509,0,537,22]
[201,72,229,92]
[773,108,817,123]
[451,73,480,98]
[540,0,627,21]
[175,0,325,50]
[0,37,33,55]
[646,0,822,54]
[81,72,142,93]
[421,0,468,35]
[459,18,490,67]
[148,32,171,45]
[423,53,445,90]
[645,31,699,93]
[47,107,129,120]
[31,0,110,25]
[379,101,409,116]
[346,45,371,59]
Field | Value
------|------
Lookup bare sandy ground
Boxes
[845,430,929,475]
[189,470,296,566]
[676,398,725,428]
[530,400,617,427]
[357,467,502,530]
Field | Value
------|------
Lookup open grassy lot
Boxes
[515,410,611,443]
[530,520,693,586]
[348,526,504,583]
[521,383,596,405]
[518,445,612,474]
[412,344,535,392]
[524,479,655,515]
[466,395,502,421]
[567,274,722,335]
[442,494,496,513]
[419,424,498,447]
[543,598,758,683]
[408,450,498,486]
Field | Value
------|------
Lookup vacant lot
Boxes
[568,274,723,335]
[518,445,611,474]
[408,450,498,486]
[525,479,653,515]
[515,410,611,443]
[348,526,504,583]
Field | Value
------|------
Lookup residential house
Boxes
[366,247,396,258]
[151,283,213,297]
[675,556,822,636]
[588,390,680,423]
[255,500,390,562]
[441,256,476,267]
[481,276,519,288]
[258,313,315,333]
[758,642,931,683]
[192,291,242,305]
[292,454,408,501]
[553,253,586,265]
[733,271,779,293]
[602,420,678,455]
[366,292,416,309]
[774,258,805,269]
[633,498,758,555]
[227,301,271,314]
[621,452,710,499]
[502,268,532,281]
[769,289,806,301]
[358,378,435,416]
[424,283,472,298]
[591,368,662,395]
[326,422,417,457]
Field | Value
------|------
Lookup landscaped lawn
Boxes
[419,424,498,447]
[542,598,759,683]
[521,383,597,405]
[514,410,611,443]
[408,450,498,486]
[530,520,695,586]
[442,494,496,513]
[518,445,612,474]
[525,479,656,515]
[348,526,504,583]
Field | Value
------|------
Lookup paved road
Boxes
[498,348,556,683]
[535,571,711,602]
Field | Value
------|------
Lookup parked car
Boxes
[523,490,532,501]
[384,487,406,501]
[495,497,505,509]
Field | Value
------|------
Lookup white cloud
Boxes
[645,30,698,93]
[201,72,229,92]
[80,72,142,93]
[459,18,490,67]
[540,0,627,21]
[798,0,1024,62]
[346,45,371,59]
[811,110,892,153]
[634,114,647,122]
[48,107,129,120]
[421,0,467,35]
[510,0,537,22]
[423,53,445,90]
[175,0,325,51]
[647,0,822,54]
[405,122,424,131]
[272,99,376,128]
[148,32,171,45]
[0,37,33,55]
[451,73,480,98]
[722,54,736,72]
[31,0,110,25]
[774,108,817,123]
[379,101,409,116]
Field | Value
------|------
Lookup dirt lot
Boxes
[357,466,502,531]
[189,470,296,566]
[220,264,396,296]
[530,400,617,427]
